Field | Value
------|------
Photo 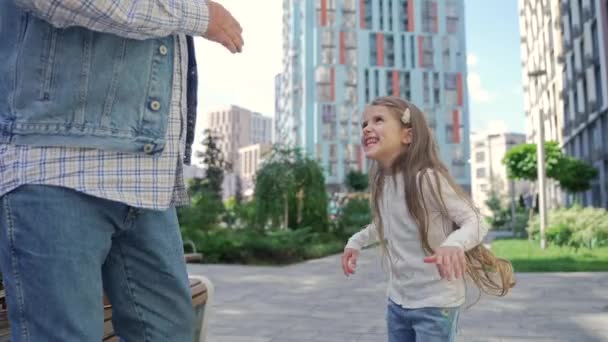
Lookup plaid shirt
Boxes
[0,1,209,210]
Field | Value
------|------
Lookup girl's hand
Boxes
[342,248,359,276]
[423,246,466,281]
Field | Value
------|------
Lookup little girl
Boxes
[342,96,514,342]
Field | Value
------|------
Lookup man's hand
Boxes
[423,246,467,281]
[204,1,244,53]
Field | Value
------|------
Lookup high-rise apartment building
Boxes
[276,0,471,190]
[519,0,566,207]
[519,0,608,207]
[559,0,608,207]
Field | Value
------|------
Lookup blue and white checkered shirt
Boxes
[0,1,210,210]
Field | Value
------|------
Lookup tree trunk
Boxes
[283,193,289,230]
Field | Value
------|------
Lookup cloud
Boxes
[467,53,478,67]
[467,72,493,103]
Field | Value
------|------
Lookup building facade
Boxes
[206,105,272,170]
[559,0,608,207]
[519,0,608,208]
[471,131,531,216]
[519,0,566,207]
[238,143,273,195]
[276,0,471,190]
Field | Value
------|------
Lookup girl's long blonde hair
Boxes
[368,96,514,297]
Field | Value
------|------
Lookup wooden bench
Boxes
[0,276,213,342]
[0,290,7,342]
[183,240,203,263]
[184,253,203,263]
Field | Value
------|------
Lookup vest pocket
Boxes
[39,28,59,101]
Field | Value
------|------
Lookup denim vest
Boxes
[0,2,182,157]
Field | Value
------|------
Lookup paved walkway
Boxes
[188,248,608,342]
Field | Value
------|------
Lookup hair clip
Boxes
[401,108,411,125]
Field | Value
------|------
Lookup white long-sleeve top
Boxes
[345,170,488,308]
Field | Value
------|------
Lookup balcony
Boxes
[574,112,589,126]
[582,8,593,22]
[575,65,585,79]
[588,99,598,112]
[563,77,571,90]
[452,158,467,166]
[591,147,604,161]
[584,49,599,65]
[572,24,582,38]
[562,124,571,137]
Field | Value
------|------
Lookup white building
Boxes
[238,143,272,197]
[518,0,566,207]
[471,131,531,216]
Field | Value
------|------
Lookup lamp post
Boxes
[528,69,548,249]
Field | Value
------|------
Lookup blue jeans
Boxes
[387,298,460,342]
[0,185,194,341]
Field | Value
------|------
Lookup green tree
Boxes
[502,141,563,181]
[345,170,368,192]
[254,145,328,231]
[502,141,598,208]
[191,129,231,198]
[178,130,230,235]
[484,190,510,229]
[502,141,598,199]
[234,176,244,204]
[556,156,598,195]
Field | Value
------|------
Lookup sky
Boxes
[194,0,526,141]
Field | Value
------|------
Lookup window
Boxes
[421,0,436,33]
[423,73,430,103]
[379,0,384,30]
[446,0,459,34]
[399,0,410,31]
[433,72,440,105]
[369,33,377,65]
[421,36,434,68]
[442,37,451,70]
[475,151,485,162]
[476,168,486,178]
[386,34,395,67]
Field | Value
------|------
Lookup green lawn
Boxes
[491,239,608,272]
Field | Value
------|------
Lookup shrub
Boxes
[193,227,317,264]
[497,210,529,237]
[528,206,608,248]
[337,197,371,240]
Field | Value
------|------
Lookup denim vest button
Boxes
[159,45,168,55]
[143,144,154,154]
[150,100,161,111]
